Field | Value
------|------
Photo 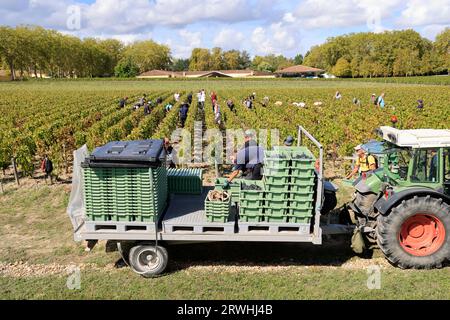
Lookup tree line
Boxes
[303,29,449,77]
[0,25,448,79]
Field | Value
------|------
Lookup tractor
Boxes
[347,126,450,268]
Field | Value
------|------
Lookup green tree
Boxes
[223,50,240,69]
[121,40,171,74]
[189,48,211,70]
[114,57,139,77]
[171,58,190,71]
[294,53,303,65]
[332,57,351,77]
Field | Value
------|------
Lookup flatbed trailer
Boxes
[69,126,354,277]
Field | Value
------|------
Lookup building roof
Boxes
[138,70,174,77]
[276,65,325,74]
[378,126,450,148]
[138,69,275,78]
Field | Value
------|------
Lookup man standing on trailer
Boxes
[223,130,264,188]
[346,145,377,179]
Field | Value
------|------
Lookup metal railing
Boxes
[297,125,323,244]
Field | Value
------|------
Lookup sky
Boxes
[0,0,449,59]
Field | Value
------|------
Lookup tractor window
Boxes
[444,149,450,183]
[411,149,439,183]
[385,149,412,180]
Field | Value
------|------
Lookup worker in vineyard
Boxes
[164,138,176,169]
[210,91,217,112]
[346,145,377,179]
[41,154,54,185]
[143,102,151,115]
[156,97,163,104]
[118,97,128,109]
[223,130,264,188]
[200,89,206,109]
[214,101,221,125]
[334,91,342,100]
[226,99,235,113]
[165,102,173,112]
[284,136,294,147]
[417,99,424,110]
[250,92,256,100]
[179,101,189,128]
[376,93,385,108]
[187,92,193,105]
[261,96,269,107]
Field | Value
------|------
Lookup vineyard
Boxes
[0,79,449,178]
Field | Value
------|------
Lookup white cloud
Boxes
[287,0,402,30]
[251,23,297,55]
[213,28,245,50]
[397,0,450,27]
[165,29,202,59]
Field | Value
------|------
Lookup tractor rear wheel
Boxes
[377,196,450,269]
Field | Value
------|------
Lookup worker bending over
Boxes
[346,145,377,179]
[223,130,264,188]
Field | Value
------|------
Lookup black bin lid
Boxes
[84,140,165,167]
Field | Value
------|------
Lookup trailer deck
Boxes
[74,188,335,243]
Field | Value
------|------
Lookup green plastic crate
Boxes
[204,191,231,222]
[290,176,315,185]
[290,168,315,177]
[83,166,167,222]
[264,183,289,192]
[287,216,312,224]
[264,175,290,185]
[288,191,314,201]
[167,168,203,194]
[239,206,263,216]
[265,191,288,200]
[264,158,291,169]
[289,184,315,193]
[240,198,265,208]
[264,167,290,176]
[206,214,229,223]
[265,199,288,208]
[264,207,288,215]
[287,207,314,217]
[288,200,314,210]
[265,215,288,223]
[240,181,265,200]
[239,214,263,223]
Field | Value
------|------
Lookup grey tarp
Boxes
[66,145,89,230]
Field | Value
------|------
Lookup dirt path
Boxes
[0,257,392,278]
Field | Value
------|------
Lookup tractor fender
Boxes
[374,188,450,216]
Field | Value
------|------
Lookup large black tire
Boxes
[129,243,169,277]
[322,191,337,215]
[377,196,450,269]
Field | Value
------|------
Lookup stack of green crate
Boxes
[204,190,231,222]
[263,151,290,222]
[167,168,203,194]
[263,147,316,223]
[239,180,265,222]
[214,178,242,203]
[83,166,167,222]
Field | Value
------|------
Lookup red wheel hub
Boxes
[399,214,446,256]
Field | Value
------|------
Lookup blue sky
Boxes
[0,0,448,58]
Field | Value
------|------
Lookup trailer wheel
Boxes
[128,243,168,277]
[377,196,450,269]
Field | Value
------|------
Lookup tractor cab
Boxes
[376,126,450,196]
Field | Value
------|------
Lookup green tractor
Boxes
[348,126,450,269]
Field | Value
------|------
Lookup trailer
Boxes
[67,125,450,276]
[67,126,354,277]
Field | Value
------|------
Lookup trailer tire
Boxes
[129,243,169,277]
[377,196,450,269]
